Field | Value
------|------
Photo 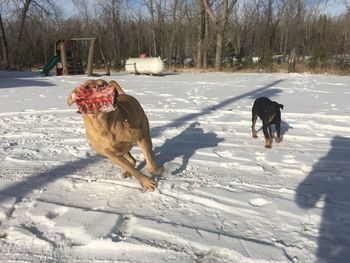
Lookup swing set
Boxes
[40,37,110,76]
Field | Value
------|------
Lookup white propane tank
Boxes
[125,57,165,75]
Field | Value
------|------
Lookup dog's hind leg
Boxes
[122,152,137,178]
[138,137,164,175]
[251,114,258,138]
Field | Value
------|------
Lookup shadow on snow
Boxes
[0,71,55,89]
[296,136,350,262]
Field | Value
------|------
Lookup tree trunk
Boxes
[262,0,273,62]
[111,0,120,60]
[203,11,209,68]
[215,29,224,70]
[0,13,10,69]
[98,40,110,76]
[169,0,179,66]
[146,0,158,56]
[196,0,205,68]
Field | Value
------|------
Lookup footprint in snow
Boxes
[255,151,266,161]
[283,154,297,164]
[301,164,312,174]
[46,206,69,219]
[249,198,271,207]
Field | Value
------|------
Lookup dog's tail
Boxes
[279,104,284,110]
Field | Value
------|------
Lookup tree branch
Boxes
[31,1,50,15]
[227,0,238,15]
[202,0,217,23]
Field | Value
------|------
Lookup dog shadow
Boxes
[256,120,292,142]
[140,122,224,177]
[296,136,350,262]
[280,120,292,137]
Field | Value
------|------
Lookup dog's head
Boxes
[265,101,283,114]
[264,101,283,122]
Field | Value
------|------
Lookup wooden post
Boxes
[87,37,96,76]
[60,41,68,75]
[98,41,110,76]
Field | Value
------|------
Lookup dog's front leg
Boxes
[262,123,271,148]
[122,152,137,178]
[268,125,275,138]
[275,122,282,143]
[138,137,164,175]
[105,151,156,191]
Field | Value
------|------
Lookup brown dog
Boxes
[68,79,164,191]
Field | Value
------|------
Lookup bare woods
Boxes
[0,0,349,73]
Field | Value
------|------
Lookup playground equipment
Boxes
[40,37,109,76]
[125,57,164,75]
[39,55,60,76]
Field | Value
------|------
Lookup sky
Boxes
[60,0,348,18]
[61,0,141,18]
[324,0,347,15]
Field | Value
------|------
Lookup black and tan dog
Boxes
[68,79,164,191]
[251,97,284,148]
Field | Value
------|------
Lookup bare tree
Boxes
[0,0,349,72]
[343,0,350,12]
[143,0,158,56]
[72,0,91,29]
[9,0,60,69]
[111,0,123,60]
[202,0,237,70]
[0,12,10,69]
[168,0,185,66]
[13,0,31,68]
[232,1,256,60]
[261,0,285,63]
[203,5,210,68]
[196,0,205,68]
[196,0,210,68]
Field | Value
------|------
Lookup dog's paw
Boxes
[252,134,258,138]
[141,179,157,192]
[264,138,272,148]
[122,171,132,178]
[275,137,282,143]
[149,166,165,175]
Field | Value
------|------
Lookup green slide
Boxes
[39,55,60,76]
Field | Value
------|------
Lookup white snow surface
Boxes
[0,71,350,262]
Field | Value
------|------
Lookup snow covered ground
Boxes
[0,70,349,262]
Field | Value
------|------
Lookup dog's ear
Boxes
[83,79,96,88]
[109,80,125,95]
[279,104,284,110]
[67,87,79,106]
[96,79,107,87]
